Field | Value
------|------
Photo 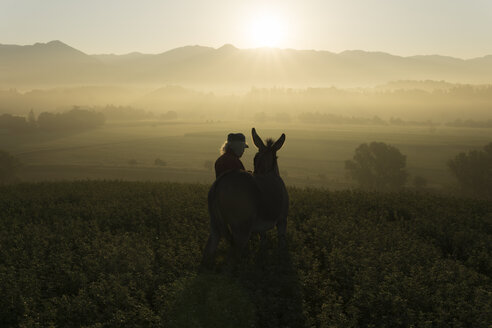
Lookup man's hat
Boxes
[227,133,249,148]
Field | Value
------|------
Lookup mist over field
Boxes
[1,38,491,327]
[0,41,491,191]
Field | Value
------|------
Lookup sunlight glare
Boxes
[248,14,287,48]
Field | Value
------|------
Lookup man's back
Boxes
[214,150,245,178]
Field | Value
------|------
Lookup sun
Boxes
[247,13,287,48]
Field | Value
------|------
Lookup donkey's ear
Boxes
[272,133,285,151]
[252,128,265,150]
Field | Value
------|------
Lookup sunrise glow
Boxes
[247,13,287,48]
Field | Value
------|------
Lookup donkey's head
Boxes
[252,128,286,175]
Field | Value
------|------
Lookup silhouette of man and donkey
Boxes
[202,128,288,267]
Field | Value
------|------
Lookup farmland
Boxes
[0,181,490,327]
[2,5,492,327]
[2,120,491,189]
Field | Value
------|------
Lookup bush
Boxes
[413,176,428,189]
[154,158,167,166]
[448,142,492,197]
[0,181,490,327]
[161,110,178,120]
[0,150,21,183]
[0,114,29,132]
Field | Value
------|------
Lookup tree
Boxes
[0,150,21,184]
[0,114,28,132]
[448,142,492,197]
[27,109,37,128]
[345,142,408,191]
[37,108,105,131]
[413,176,428,189]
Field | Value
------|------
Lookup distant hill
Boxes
[0,41,107,85]
[1,41,492,88]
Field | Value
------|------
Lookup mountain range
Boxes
[1,40,492,88]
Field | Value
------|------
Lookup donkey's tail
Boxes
[208,183,233,245]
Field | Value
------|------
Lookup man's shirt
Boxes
[214,150,245,178]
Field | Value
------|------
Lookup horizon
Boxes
[2,0,492,59]
[3,39,492,60]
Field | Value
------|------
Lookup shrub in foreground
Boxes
[0,181,490,327]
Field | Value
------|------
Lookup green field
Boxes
[0,181,490,327]
[2,120,491,189]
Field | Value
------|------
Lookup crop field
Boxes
[0,181,490,327]
[3,3,492,328]
[2,120,491,189]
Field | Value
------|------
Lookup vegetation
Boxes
[0,150,21,184]
[0,114,31,132]
[3,83,492,123]
[98,105,154,121]
[412,175,428,189]
[345,142,408,191]
[448,142,492,197]
[446,118,492,129]
[0,181,490,327]
[298,112,441,127]
[0,108,105,133]
[37,108,105,131]
[2,118,489,190]
[154,158,167,166]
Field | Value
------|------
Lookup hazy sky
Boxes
[1,0,492,58]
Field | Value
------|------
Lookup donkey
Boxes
[202,128,288,266]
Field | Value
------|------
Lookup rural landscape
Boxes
[1,1,491,327]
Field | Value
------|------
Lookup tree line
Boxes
[0,108,105,132]
[445,118,492,128]
[297,112,438,127]
[253,111,492,128]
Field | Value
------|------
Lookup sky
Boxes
[1,0,492,58]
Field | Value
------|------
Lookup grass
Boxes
[1,120,491,188]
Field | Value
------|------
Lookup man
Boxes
[214,133,249,178]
